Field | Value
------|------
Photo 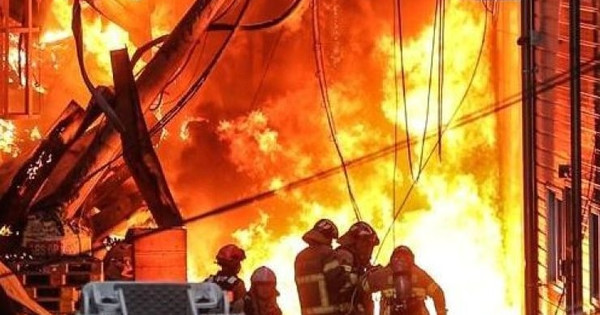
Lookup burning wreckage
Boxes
[0,0,526,314]
[0,0,260,313]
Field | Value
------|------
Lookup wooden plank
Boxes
[0,102,84,252]
[110,49,182,227]
[90,180,144,240]
[0,261,52,315]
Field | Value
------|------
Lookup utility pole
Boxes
[520,0,539,313]
[568,0,583,312]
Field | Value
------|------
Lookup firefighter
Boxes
[335,221,381,315]
[243,266,282,315]
[205,244,247,313]
[295,218,351,315]
[364,245,447,315]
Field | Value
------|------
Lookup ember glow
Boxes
[41,0,140,82]
[0,119,18,158]
[0,225,13,237]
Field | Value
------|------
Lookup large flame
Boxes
[188,1,520,315]
[41,0,139,83]
[0,0,522,314]
[0,119,18,159]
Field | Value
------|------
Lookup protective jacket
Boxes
[363,265,446,315]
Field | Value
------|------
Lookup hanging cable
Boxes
[13,48,600,275]
[376,6,489,260]
[72,0,125,133]
[209,0,303,31]
[391,0,400,247]
[131,35,169,67]
[437,0,445,159]
[161,31,212,106]
[416,0,440,179]
[312,0,362,221]
[249,27,285,109]
[397,0,415,181]
[66,0,251,196]
[212,0,239,22]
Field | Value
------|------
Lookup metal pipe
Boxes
[569,0,583,312]
[521,0,539,313]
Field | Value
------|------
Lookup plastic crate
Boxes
[80,282,232,315]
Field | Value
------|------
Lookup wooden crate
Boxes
[21,272,64,286]
[64,260,102,274]
[64,272,102,286]
[129,227,187,281]
[25,287,79,300]
[37,299,76,313]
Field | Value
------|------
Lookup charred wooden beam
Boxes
[0,102,84,232]
[91,181,145,241]
[136,0,227,110]
[32,127,99,205]
[31,118,121,219]
[28,0,226,227]
[111,48,183,227]
[28,88,117,218]
[80,160,130,213]
[0,260,52,315]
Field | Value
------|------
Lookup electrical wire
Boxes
[312,0,362,221]
[161,31,211,107]
[212,0,239,22]
[72,0,125,134]
[416,0,440,179]
[437,0,446,159]
[131,35,169,67]
[376,6,489,260]
[149,0,250,134]
[249,27,285,110]
[209,0,303,31]
[65,0,250,196]
[397,0,415,182]
[391,0,400,248]
[4,50,600,279]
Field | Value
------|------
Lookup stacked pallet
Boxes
[9,258,103,314]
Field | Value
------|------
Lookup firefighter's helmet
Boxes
[251,266,277,284]
[302,219,339,244]
[216,244,246,267]
[251,266,279,299]
[391,245,415,265]
[338,221,380,246]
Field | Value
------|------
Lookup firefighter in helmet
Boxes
[244,266,282,315]
[295,218,351,315]
[205,244,247,313]
[335,221,380,315]
[363,245,447,315]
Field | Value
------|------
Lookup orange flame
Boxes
[0,119,19,158]
[188,1,520,315]
[41,0,140,83]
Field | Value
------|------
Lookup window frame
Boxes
[547,188,566,285]
[590,211,600,306]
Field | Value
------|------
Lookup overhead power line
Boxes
[312,0,362,221]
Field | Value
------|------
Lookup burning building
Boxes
[0,0,546,314]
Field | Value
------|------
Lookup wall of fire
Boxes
[0,0,531,314]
